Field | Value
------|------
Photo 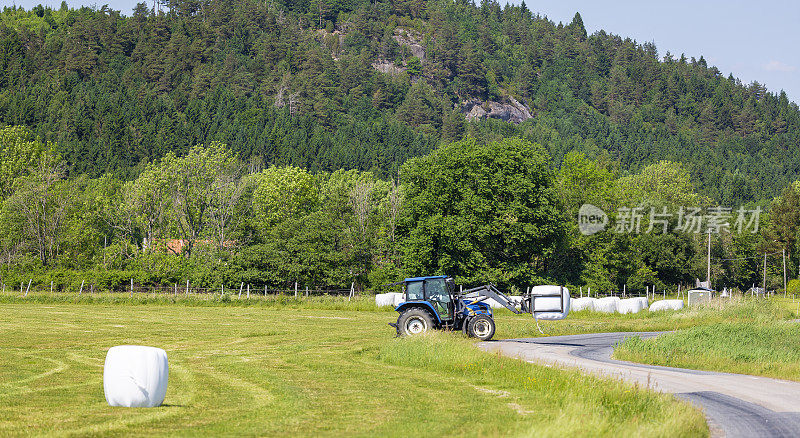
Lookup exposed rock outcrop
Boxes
[371,60,407,76]
[394,28,425,60]
[461,97,533,124]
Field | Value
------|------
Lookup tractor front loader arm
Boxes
[461,284,524,314]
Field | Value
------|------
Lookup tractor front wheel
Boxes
[461,317,471,336]
[396,308,435,336]
[468,315,495,341]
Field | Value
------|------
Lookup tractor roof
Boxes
[404,275,448,282]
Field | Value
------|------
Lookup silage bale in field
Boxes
[375,293,398,307]
[104,346,168,408]
[618,298,644,314]
[571,297,597,312]
[649,299,685,312]
[636,297,649,310]
[667,299,685,310]
[392,293,405,307]
[594,296,620,313]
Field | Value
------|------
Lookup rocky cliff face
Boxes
[461,97,533,124]
[394,28,425,60]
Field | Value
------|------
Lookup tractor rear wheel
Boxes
[396,308,435,336]
[468,315,495,341]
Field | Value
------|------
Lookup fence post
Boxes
[130,278,133,297]
[264,285,267,299]
[79,280,85,296]
[50,281,53,294]
[247,284,250,299]
[24,279,31,297]
[294,282,298,298]
[305,286,308,297]
[239,282,243,298]
[186,279,189,296]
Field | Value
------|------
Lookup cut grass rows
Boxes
[0,303,708,437]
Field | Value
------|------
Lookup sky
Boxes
[6,0,800,103]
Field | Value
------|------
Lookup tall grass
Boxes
[614,299,800,381]
[379,333,708,437]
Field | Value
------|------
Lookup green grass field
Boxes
[0,295,709,437]
[613,299,800,381]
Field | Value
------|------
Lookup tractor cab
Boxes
[401,275,456,321]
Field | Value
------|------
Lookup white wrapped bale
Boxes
[649,299,685,312]
[636,297,649,310]
[571,297,597,312]
[530,286,570,320]
[618,298,644,314]
[392,293,405,307]
[668,299,685,310]
[375,293,398,307]
[595,296,620,313]
[649,300,671,312]
[104,346,168,408]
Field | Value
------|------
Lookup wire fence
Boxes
[0,280,403,298]
[2,280,795,304]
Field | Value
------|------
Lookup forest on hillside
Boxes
[2,0,800,294]
[1,0,799,204]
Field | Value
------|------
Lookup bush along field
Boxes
[613,299,800,381]
[0,299,709,437]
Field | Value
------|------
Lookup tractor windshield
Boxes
[425,278,451,319]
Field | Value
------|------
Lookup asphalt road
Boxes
[480,332,800,438]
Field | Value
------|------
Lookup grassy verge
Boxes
[613,300,800,381]
[0,302,707,436]
[494,297,792,339]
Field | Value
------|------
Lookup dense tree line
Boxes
[2,126,799,295]
[0,0,799,202]
[2,0,800,293]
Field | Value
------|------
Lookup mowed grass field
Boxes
[0,296,709,437]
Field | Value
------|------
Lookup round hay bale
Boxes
[530,286,570,320]
[618,298,644,314]
[595,296,620,313]
[104,346,168,408]
[571,297,597,312]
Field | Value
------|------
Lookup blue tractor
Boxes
[387,275,568,341]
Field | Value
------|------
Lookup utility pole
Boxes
[763,252,767,294]
[783,248,787,296]
[706,231,711,287]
